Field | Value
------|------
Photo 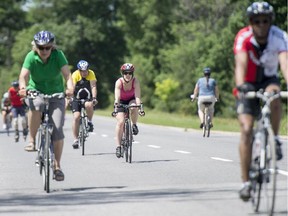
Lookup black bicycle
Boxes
[74,88,92,156]
[112,103,145,163]
[246,90,288,216]
[30,90,65,193]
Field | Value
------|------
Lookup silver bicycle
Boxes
[29,91,65,193]
[246,90,288,216]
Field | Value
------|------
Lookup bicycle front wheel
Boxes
[43,127,51,193]
[262,127,277,216]
[79,119,86,156]
[124,120,132,163]
[250,158,262,212]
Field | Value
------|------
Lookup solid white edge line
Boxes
[211,157,233,162]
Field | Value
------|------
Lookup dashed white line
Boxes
[174,150,191,154]
[101,134,108,137]
[211,157,233,162]
[147,145,161,149]
[278,169,288,176]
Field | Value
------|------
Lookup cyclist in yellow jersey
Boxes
[71,60,97,149]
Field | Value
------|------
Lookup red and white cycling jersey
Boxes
[233,25,288,83]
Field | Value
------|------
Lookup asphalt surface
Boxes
[0,113,287,216]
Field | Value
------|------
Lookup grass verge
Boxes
[95,108,286,136]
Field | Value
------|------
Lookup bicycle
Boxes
[112,103,145,163]
[74,88,91,156]
[3,106,12,136]
[246,90,288,216]
[28,90,65,193]
[190,95,215,137]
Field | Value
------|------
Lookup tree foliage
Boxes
[0,0,287,115]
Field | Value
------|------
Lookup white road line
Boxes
[147,145,161,149]
[174,150,191,154]
[211,157,233,162]
[101,134,108,137]
[133,141,140,144]
[278,169,288,176]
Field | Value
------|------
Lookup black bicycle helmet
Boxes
[203,67,211,76]
[11,80,19,87]
[246,2,274,20]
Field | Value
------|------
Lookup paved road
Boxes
[0,114,287,216]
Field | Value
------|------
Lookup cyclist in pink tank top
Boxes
[113,63,142,158]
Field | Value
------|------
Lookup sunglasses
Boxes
[123,72,133,75]
[253,18,270,25]
[37,46,52,51]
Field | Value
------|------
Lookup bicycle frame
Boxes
[247,90,288,215]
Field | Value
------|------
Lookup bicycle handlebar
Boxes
[244,91,288,101]
[111,103,145,117]
[26,90,66,99]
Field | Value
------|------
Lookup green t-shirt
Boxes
[22,49,68,94]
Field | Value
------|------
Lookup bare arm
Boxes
[90,80,97,98]
[134,78,141,105]
[114,79,121,104]
[234,52,248,86]
[61,65,74,97]
[193,83,199,97]
[279,51,288,84]
[18,67,30,96]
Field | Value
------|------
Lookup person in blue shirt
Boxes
[191,67,219,128]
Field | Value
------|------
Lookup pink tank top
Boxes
[120,78,135,101]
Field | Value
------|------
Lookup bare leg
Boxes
[72,112,80,140]
[53,139,64,170]
[238,114,254,182]
[28,110,42,143]
[115,113,125,146]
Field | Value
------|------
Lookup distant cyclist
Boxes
[191,67,219,128]
[113,63,142,158]
[1,92,12,130]
[233,2,288,201]
[8,80,28,141]
[71,60,98,149]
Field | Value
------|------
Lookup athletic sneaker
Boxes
[116,146,121,158]
[239,182,251,202]
[88,121,94,132]
[132,124,138,135]
[72,139,79,149]
[275,138,283,160]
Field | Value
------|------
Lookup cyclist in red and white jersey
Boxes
[233,2,288,201]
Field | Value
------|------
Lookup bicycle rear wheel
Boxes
[202,110,207,137]
[262,128,277,216]
[43,127,51,193]
[207,115,211,137]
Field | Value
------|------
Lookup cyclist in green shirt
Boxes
[18,30,74,181]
